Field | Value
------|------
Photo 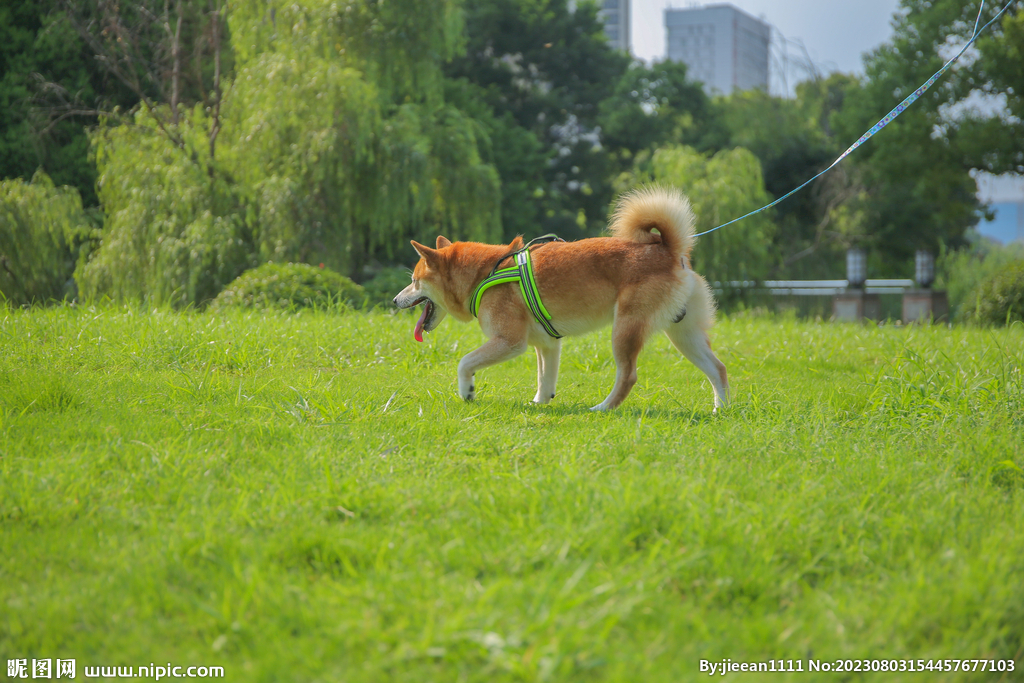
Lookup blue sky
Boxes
[980,203,1022,244]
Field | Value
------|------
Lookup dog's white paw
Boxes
[589,402,612,412]
[532,391,554,405]
[459,374,476,402]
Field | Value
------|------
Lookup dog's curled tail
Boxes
[609,186,696,261]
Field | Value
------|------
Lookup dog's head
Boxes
[393,236,453,342]
[394,235,526,342]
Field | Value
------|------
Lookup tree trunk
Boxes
[209,3,222,165]
[171,0,183,125]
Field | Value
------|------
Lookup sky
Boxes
[631,0,902,76]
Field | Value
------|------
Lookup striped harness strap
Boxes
[469,235,564,339]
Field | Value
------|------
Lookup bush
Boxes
[0,172,89,305]
[961,259,1024,326]
[939,238,1024,319]
[360,267,412,308]
[209,263,364,312]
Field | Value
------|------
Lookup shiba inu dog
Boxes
[393,186,729,412]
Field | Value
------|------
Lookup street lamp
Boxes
[915,250,935,288]
[846,248,866,288]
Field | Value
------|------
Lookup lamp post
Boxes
[903,249,948,323]
[914,249,935,288]
[833,247,879,321]
[846,247,867,288]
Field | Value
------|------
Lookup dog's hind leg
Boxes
[458,336,528,401]
[591,315,648,412]
[664,322,729,413]
[532,340,561,404]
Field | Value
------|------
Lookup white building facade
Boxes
[665,4,769,94]
[598,0,630,52]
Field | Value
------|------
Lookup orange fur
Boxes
[394,187,729,411]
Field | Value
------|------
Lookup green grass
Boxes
[2,305,1023,681]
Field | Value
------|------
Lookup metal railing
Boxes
[713,279,917,296]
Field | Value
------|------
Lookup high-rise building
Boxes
[665,4,769,94]
[598,0,630,53]
[567,0,630,52]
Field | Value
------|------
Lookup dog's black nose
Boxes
[392,295,399,306]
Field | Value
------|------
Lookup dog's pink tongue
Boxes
[414,305,428,342]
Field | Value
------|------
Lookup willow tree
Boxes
[79,0,501,305]
[615,145,776,284]
[224,0,501,272]
[77,111,250,307]
[0,172,89,305]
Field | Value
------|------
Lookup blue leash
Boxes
[694,0,1018,238]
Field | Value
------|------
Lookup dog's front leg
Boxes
[532,340,561,404]
[457,336,528,401]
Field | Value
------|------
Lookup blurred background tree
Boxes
[72,0,504,304]
[697,76,854,279]
[445,0,630,240]
[223,0,502,273]
[614,145,775,284]
[1,0,1021,309]
[0,172,89,304]
[893,0,1024,177]
[445,0,712,241]
[0,1,137,206]
[830,9,982,278]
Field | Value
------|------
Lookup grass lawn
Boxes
[2,305,1022,681]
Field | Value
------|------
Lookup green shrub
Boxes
[1,172,89,305]
[361,267,411,308]
[939,238,1024,319]
[961,259,1024,326]
[209,263,364,312]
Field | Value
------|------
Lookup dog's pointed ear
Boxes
[435,235,452,249]
[411,240,438,262]
[509,235,525,251]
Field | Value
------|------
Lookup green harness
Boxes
[469,234,564,339]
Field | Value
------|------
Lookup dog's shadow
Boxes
[522,401,719,425]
